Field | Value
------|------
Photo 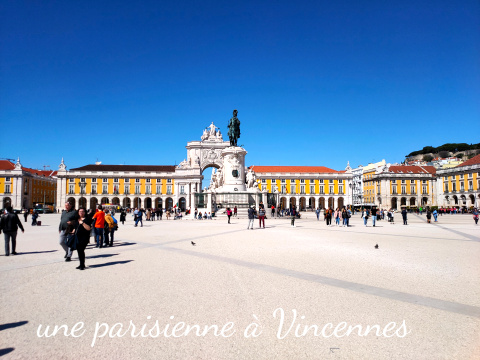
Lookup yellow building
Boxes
[437,154,480,208]
[361,160,386,206]
[372,165,436,209]
[0,158,57,210]
[56,161,200,211]
[249,165,352,210]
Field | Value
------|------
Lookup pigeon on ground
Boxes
[191,241,196,246]
[374,244,379,249]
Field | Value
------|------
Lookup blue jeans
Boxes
[434,214,438,222]
[343,218,348,226]
[94,228,104,247]
[135,218,143,227]
[335,217,340,225]
[364,217,368,226]
[372,216,377,226]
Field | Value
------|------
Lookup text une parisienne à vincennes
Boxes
[37,308,411,347]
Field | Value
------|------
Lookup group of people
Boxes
[58,202,119,270]
[132,207,185,226]
[247,203,269,229]
[194,209,214,220]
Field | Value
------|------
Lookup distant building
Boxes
[437,154,480,208]
[249,163,353,210]
[362,160,386,207]
[372,164,437,209]
[0,158,57,210]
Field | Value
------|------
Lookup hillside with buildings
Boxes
[405,143,480,163]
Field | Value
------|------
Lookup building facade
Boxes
[351,165,363,207]
[0,158,57,210]
[250,164,353,210]
[436,154,480,208]
[362,160,386,207]
[372,164,437,209]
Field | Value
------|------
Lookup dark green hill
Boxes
[406,143,480,157]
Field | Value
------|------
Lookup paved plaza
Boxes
[1,212,479,359]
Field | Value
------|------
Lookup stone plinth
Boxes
[219,146,247,192]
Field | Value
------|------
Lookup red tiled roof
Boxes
[0,160,15,170]
[456,154,480,168]
[22,168,57,177]
[388,165,436,174]
[249,166,340,173]
[0,160,57,177]
[70,164,176,172]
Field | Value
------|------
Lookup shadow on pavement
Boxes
[89,260,133,268]
[86,254,119,259]
[0,321,28,331]
[0,348,14,355]
[16,250,58,255]
[112,242,137,247]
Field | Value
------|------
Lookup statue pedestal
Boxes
[219,146,247,192]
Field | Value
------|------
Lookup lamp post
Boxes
[349,182,352,210]
[80,180,86,209]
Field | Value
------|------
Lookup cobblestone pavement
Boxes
[1,212,479,359]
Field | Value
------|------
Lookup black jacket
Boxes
[0,213,25,233]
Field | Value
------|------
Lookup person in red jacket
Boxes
[92,206,105,248]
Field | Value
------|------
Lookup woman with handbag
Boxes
[70,207,92,270]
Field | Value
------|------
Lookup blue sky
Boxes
[1,0,479,174]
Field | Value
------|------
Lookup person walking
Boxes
[364,209,369,226]
[23,210,29,223]
[326,208,332,226]
[234,206,238,217]
[247,206,255,229]
[258,206,266,228]
[371,207,377,227]
[135,208,143,227]
[72,207,92,270]
[334,208,340,226]
[291,206,296,227]
[120,209,126,225]
[104,210,116,246]
[271,205,275,218]
[226,207,232,224]
[433,209,438,222]
[346,207,351,227]
[315,207,320,221]
[402,207,408,225]
[473,208,479,225]
[92,206,106,247]
[341,208,348,227]
[426,209,432,223]
[59,201,77,261]
[0,206,25,256]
